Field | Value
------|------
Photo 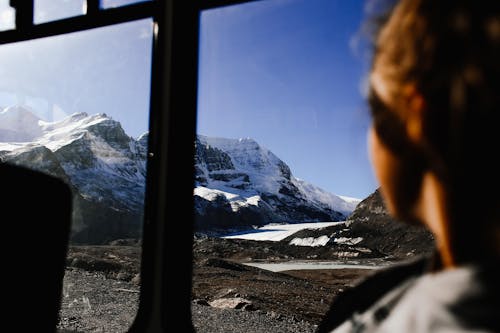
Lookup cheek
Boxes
[368,127,402,216]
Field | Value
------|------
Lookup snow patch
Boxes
[197,134,360,217]
[338,195,362,205]
[223,221,344,242]
[198,135,288,194]
[294,178,360,216]
[289,235,330,247]
[333,237,363,245]
[194,186,261,212]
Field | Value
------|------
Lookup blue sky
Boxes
[0,0,378,199]
[0,17,153,139]
[197,0,378,199]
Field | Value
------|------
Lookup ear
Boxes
[403,84,426,145]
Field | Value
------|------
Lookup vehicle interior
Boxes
[0,0,438,332]
[1,0,201,331]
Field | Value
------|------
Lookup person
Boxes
[317,0,500,332]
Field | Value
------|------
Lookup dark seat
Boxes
[0,162,72,332]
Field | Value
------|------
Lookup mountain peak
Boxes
[198,135,258,148]
[137,132,148,143]
[68,112,89,120]
[2,108,147,244]
[194,134,356,229]
[0,105,40,124]
[238,137,256,143]
[0,105,43,142]
[1,104,40,117]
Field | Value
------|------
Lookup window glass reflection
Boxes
[100,0,151,10]
[0,0,15,31]
[0,18,153,332]
[34,0,86,24]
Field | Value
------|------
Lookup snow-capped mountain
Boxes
[0,106,44,141]
[0,106,147,244]
[194,135,359,230]
[0,105,360,242]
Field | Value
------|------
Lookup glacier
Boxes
[194,135,360,230]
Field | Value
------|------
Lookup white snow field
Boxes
[221,221,344,242]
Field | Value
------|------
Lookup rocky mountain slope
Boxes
[0,106,147,244]
[0,106,357,243]
[282,189,435,259]
[194,135,359,231]
[343,189,435,257]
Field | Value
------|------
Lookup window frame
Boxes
[0,0,261,332]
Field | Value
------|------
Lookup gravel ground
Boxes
[57,243,379,332]
[57,268,140,333]
[57,267,320,333]
[191,303,318,333]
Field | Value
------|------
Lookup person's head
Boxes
[367,0,500,261]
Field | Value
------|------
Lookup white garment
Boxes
[330,265,499,333]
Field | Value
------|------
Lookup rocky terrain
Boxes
[58,200,434,333]
[58,239,379,333]
[194,135,358,230]
[342,189,435,257]
[282,189,436,259]
[57,245,141,332]
[191,237,383,324]
[0,107,147,244]
[0,107,436,332]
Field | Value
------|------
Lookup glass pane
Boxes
[100,0,151,10]
[193,0,434,331]
[0,18,153,332]
[0,0,15,31]
[34,0,86,24]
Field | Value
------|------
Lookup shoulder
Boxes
[316,255,431,333]
[378,262,500,332]
[317,258,500,333]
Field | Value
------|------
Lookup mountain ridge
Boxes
[0,106,360,242]
[0,108,146,243]
[194,134,359,231]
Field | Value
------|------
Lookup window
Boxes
[0,18,153,332]
[192,0,434,331]
[0,1,167,332]
[101,0,152,9]
[34,0,86,24]
[0,1,435,332]
[0,0,15,31]
[193,0,374,329]
[0,1,201,332]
